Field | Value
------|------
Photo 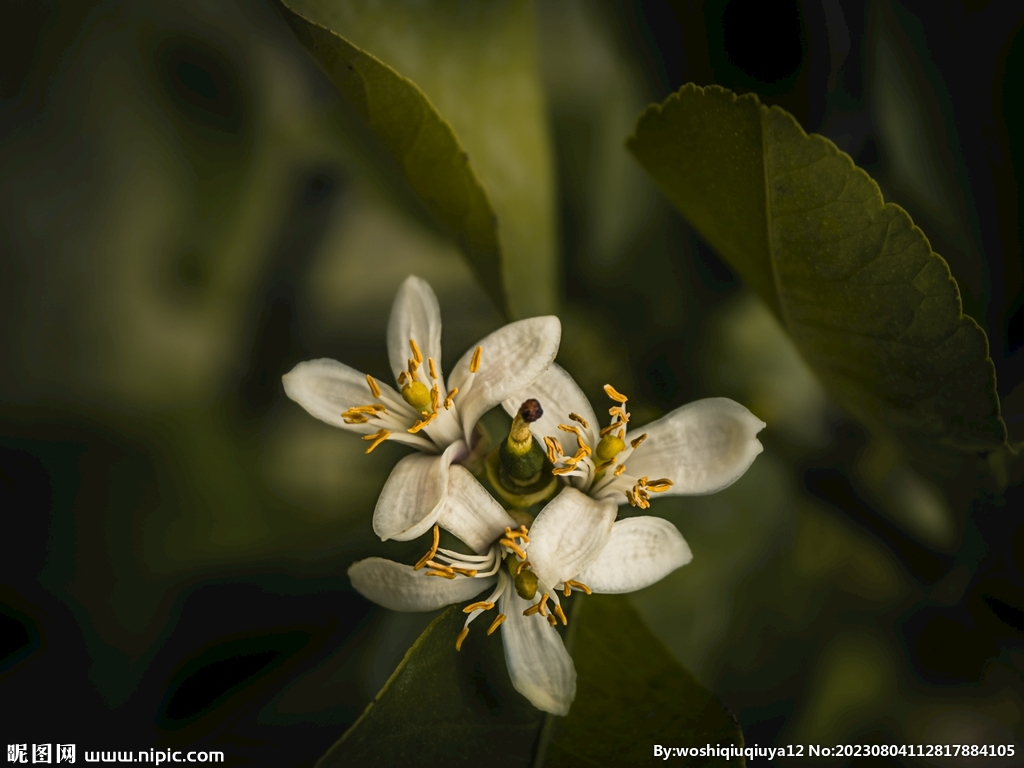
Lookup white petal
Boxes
[502,362,597,451]
[349,558,495,611]
[626,398,765,495]
[527,487,617,589]
[575,517,692,593]
[437,466,518,553]
[387,276,444,391]
[500,587,576,715]
[448,317,561,442]
[373,442,463,542]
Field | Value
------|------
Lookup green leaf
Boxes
[279,0,557,320]
[539,594,745,767]
[319,595,744,767]
[628,84,1007,460]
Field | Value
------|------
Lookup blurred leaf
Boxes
[628,84,1007,463]
[279,0,557,320]
[540,594,745,767]
[317,606,542,768]
[320,595,743,767]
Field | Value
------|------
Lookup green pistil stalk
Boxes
[485,399,558,508]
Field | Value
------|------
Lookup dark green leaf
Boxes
[279,0,557,320]
[538,594,744,767]
[628,84,1007,460]
[320,594,744,767]
[317,606,543,768]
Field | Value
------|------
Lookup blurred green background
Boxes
[2,1,1024,765]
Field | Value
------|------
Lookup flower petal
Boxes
[500,587,576,715]
[574,516,692,593]
[626,398,765,495]
[373,442,464,542]
[282,358,433,449]
[387,276,444,390]
[437,466,518,553]
[502,362,597,451]
[527,487,617,589]
[349,557,495,611]
[448,316,561,442]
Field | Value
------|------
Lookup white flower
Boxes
[347,482,693,715]
[282,276,561,548]
[504,363,765,514]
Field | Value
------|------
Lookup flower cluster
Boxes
[283,276,765,715]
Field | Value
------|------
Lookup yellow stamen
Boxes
[539,593,550,617]
[443,386,459,410]
[407,357,420,379]
[547,614,557,627]
[343,414,369,424]
[564,583,572,597]
[614,464,626,477]
[463,601,495,614]
[426,570,457,580]
[451,567,478,577]
[600,423,623,437]
[409,339,423,365]
[362,429,390,453]
[515,559,530,576]
[569,412,590,429]
[567,579,592,595]
[523,603,542,617]
[543,437,558,464]
[397,371,408,386]
[425,561,454,573]
[645,478,674,492]
[430,384,440,412]
[603,384,628,403]
[552,466,577,476]
[408,411,438,433]
[594,459,615,473]
[367,374,382,398]
[428,357,438,380]
[500,539,527,560]
[608,406,629,422]
[470,346,482,373]
[414,524,440,570]
[558,423,584,440]
[504,526,530,543]
[630,433,648,449]
[455,627,469,651]
[487,614,507,635]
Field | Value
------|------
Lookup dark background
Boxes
[2,1,1023,765]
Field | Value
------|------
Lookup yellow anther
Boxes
[414,524,440,570]
[343,414,369,424]
[487,614,507,635]
[608,406,629,422]
[552,466,577,476]
[567,579,592,595]
[547,614,557,627]
[523,603,542,617]
[407,357,420,378]
[397,371,409,386]
[614,464,627,477]
[630,433,648,449]
[451,567,478,577]
[543,437,558,464]
[625,489,637,506]
[443,386,458,410]
[426,570,457,580]
[463,601,495,614]
[409,338,423,365]
[569,412,590,429]
[558,423,583,439]
[645,478,674,493]
[599,423,622,437]
[408,411,438,433]
[539,594,550,617]
[553,605,568,626]
[469,346,482,373]
[366,374,382,398]
[500,539,527,560]
[603,384,629,403]
[504,526,530,543]
[428,357,437,380]
[564,583,572,597]
[430,384,440,411]
[455,627,469,651]
[425,561,454,573]
[572,445,592,462]
[515,559,530,576]
[363,429,390,453]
